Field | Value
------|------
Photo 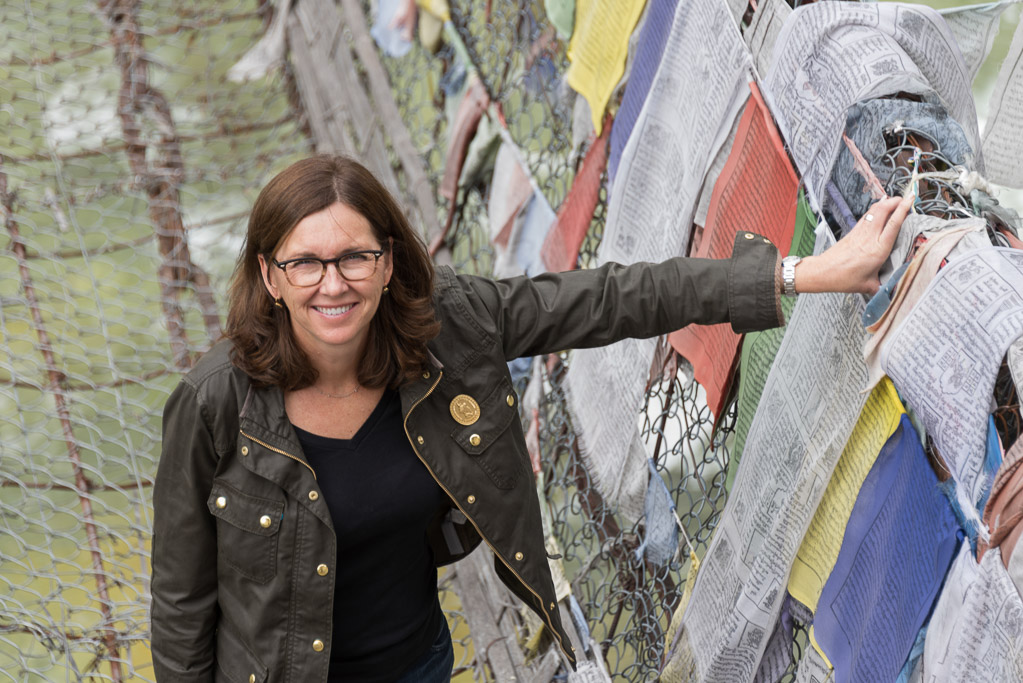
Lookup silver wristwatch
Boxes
[781,255,801,297]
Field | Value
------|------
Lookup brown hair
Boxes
[226,155,440,390]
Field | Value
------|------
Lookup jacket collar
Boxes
[237,349,445,453]
[238,382,301,458]
[398,352,444,418]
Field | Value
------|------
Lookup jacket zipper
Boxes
[403,370,575,665]
[239,429,317,480]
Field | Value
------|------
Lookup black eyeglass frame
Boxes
[271,250,385,287]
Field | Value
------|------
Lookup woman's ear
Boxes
[383,237,394,287]
[258,254,280,300]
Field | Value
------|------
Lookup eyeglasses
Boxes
[271,250,385,287]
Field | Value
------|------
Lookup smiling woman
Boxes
[149,154,909,683]
[225,156,440,394]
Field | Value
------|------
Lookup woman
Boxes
[150,155,912,682]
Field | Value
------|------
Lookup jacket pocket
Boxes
[207,480,284,584]
[215,617,268,683]
[449,377,521,489]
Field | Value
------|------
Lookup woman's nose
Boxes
[319,263,349,293]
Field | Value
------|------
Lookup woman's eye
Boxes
[341,252,371,263]
[290,259,321,270]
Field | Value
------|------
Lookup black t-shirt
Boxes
[294,388,450,682]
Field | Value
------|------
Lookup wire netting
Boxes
[364,2,1020,680]
[3,0,1020,682]
[377,2,741,679]
[0,1,727,679]
[1,1,311,679]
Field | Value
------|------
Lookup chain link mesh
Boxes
[3,0,1019,681]
[376,2,741,679]
[1,1,310,679]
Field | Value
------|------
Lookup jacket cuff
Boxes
[773,253,785,326]
[727,231,785,333]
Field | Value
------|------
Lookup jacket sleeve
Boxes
[453,231,783,361]
[151,379,220,683]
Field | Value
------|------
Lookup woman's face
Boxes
[259,202,392,366]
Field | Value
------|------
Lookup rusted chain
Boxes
[102,0,220,368]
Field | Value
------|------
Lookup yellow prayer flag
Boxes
[788,378,905,611]
[565,0,647,134]
[660,551,700,682]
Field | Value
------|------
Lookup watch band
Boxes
[781,255,801,297]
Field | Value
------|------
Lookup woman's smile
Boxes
[313,303,357,317]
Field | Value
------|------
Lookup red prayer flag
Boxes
[668,82,799,419]
[541,112,613,272]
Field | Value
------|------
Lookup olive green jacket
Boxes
[150,233,782,682]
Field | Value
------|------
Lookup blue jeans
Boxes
[395,619,454,682]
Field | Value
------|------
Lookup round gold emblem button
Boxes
[450,394,481,426]
[215,496,227,509]
[317,564,328,576]
[469,434,481,447]
[312,639,324,652]
[259,515,272,528]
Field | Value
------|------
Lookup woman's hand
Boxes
[795,192,914,296]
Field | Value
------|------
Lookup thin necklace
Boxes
[313,384,361,400]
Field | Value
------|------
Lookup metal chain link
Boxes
[4,1,1019,681]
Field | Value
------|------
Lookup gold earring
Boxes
[383,286,390,295]
[274,297,283,308]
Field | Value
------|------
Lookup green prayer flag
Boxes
[727,192,818,490]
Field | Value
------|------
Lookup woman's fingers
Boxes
[880,191,915,248]
[859,195,902,235]
[856,192,914,257]
[846,192,914,295]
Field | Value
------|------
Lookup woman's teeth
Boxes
[315,304,354,316]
